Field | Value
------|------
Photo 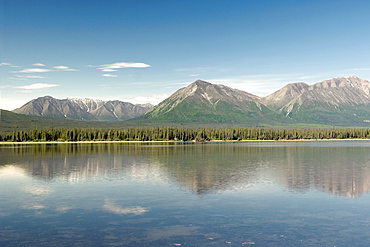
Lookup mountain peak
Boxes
[312,76,370,93]
[13,96,153,121]
[141,79,269,124]
[39,95,55,100]
[193,80,211,85]
[187,80,213,91]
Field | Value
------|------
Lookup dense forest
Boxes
[1,127,370,142]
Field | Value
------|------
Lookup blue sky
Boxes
[1,0,370,110]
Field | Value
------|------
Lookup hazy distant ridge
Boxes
[13,96,153,121]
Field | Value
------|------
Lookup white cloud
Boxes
[14,66,76,73]
[24,75,44,79]
[54,66,68,70]
[6,77,27,80]
[208,72,361,96]
[98,62,151,71]
[102,199,149,215]
[53,66,77,71]
[0,100,28,110]
[206,74,310,96]
[8,75,45,80]
[14,83,60,90]
[0,85,12,88]
[101,68,118,72]
[189,74,199,77]
[102,74,118,77]
[0,62,11,66]
[17,68,52,73]
[33,63,45,66]
[124,93,169,105]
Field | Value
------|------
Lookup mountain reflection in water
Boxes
[1,141,370,198]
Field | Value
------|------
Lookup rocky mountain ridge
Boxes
[139,76,370,126]
[260,76,370,124]
[13,96,153,121]
[139,79,285,125]
[12,76,370,126]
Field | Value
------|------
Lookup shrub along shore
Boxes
[1,127,370,142]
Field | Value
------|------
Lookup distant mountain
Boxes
[262,76,370,125]
[0,109,151,133]
[137,80,289,125]
[137,76,370,126]
[11,76,370,127]
[12,96,153,121]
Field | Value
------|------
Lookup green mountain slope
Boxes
[5,76,370,129]
[262,76,370,126]
[136,80,293,125]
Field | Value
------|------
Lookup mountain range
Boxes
[10,76,370,127]
[13,96,153,121]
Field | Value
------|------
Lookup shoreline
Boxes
[1,139,370,145]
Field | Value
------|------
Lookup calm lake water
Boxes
[1,141,370,246]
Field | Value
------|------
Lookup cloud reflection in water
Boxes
[102,199,150,215]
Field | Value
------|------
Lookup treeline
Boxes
[1,127,370,142]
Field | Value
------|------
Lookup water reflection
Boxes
[1,142,370,197]
[102,199,150,215]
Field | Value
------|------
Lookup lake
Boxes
[1,141,370,246]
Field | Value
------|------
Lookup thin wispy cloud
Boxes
[208,72,359,96]
[53,65,77,71]
[7,77,27,80]
[346,68,370,72]
[0,85,12,89]
[8,75,45,80]
[14,83,60,90]
[24,75,44,79]
[33,63,45,66]
[101,68,118,72]
[17,68,52,73]
[175,66,214,72]
[0,62,11,66]
[208,74,314,96]
[98,62,151,72]
[124,93,169,105]
[102,74,118,77]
